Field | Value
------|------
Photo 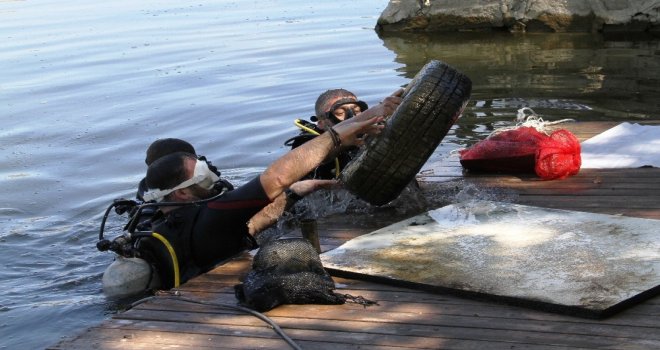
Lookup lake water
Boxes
[1,0,659,348]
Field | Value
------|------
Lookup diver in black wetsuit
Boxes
[284,89,369,180]
[98,90,403,295]
[140,107,399,288]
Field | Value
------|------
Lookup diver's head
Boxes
[144,138,228,188]
[314,89,368,128]
[145,138,196,166]
[144,152,220,204]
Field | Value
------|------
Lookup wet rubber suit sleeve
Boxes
[189,175,271,270]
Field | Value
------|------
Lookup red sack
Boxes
[459,126,581,180]
[535,129,581,180]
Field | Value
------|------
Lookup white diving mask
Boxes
[142,159,220,202]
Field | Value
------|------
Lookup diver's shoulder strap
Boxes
[284,118,324,148]
[294,118,322,135]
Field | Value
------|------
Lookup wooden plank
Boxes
[86,282,657,347]
[135,292,660,327]
[52,324,600,350]
[111,306,659,349]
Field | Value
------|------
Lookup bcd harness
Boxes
[97,186,247,290]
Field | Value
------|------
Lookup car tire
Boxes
[340,60,472,206]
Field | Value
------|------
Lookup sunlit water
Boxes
[1,0,659,348]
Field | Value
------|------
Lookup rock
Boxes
[376,0,660,33]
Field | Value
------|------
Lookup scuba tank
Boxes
[97,199,175,298]
[102,256,160,298]
[97,184,230,298]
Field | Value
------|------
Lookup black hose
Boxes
[124,189,227,233]
[130,295,303,350]
[98,189,228,245]
[98,200,136,241]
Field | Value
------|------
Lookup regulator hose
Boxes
[150,232,180,288]
[294,118,320,136]
[129,231,180,288]
[98,199,138,241]
[131,294,303,350]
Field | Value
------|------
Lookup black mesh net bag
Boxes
[234,238,348,312]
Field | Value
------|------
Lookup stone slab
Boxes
[321,200,660,318]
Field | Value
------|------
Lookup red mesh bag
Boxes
[535,129,581,180]
[459,126,581,180]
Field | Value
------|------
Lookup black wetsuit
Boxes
[147,176,270,285]
[284,120,357,180]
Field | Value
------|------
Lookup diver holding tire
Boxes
[341,60,472,206]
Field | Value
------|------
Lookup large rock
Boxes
[376,0,660,33]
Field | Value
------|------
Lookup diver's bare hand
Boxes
[333,116,384,147]
[355,88,404,121]
[289,179,339,197]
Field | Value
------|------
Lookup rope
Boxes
[130,293,304,350]
[490,107,575,137]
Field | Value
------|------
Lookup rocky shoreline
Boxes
[377,0,660,34]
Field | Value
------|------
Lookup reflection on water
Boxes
[380,31,660,138]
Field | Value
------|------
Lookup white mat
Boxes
[322,201,660,318]
[580,122,660,168]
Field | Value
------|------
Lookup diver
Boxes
[284,89,369,179]
[98,92,403,297]
[139,112,390,289]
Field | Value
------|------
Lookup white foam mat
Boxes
[321,201,660,318]
[581,122,660,168]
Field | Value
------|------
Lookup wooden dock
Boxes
[52,121,659,349]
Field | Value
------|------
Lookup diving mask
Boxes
[325,98,368,125]
[142,159,220,202]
